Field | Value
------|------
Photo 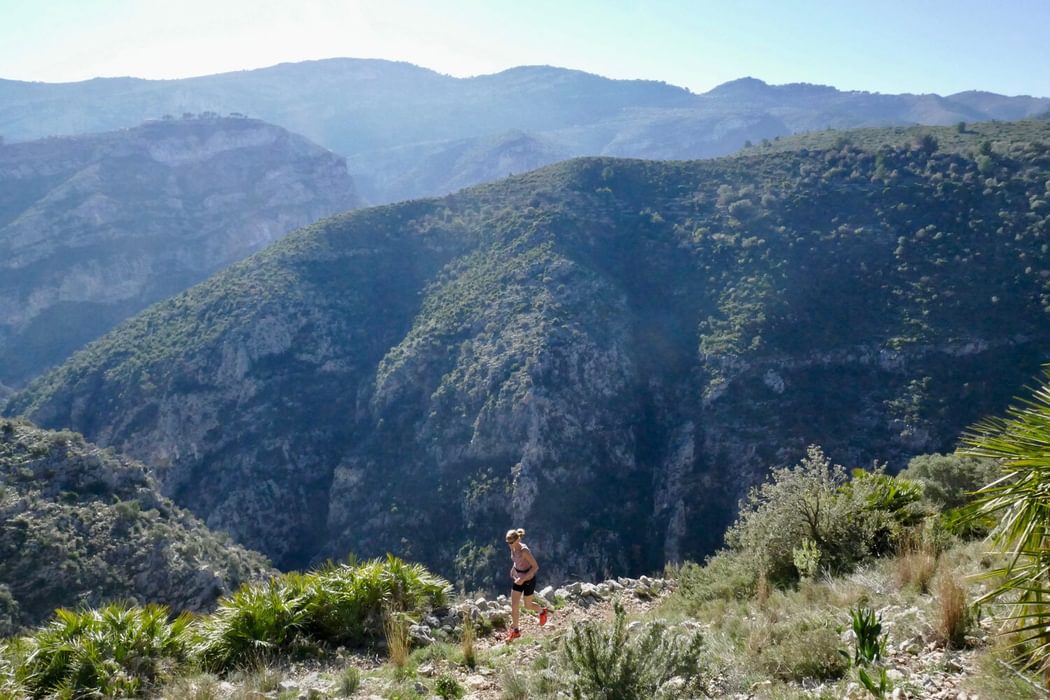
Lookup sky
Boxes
[1,0,1048,97]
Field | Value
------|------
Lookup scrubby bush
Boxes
[338,666,361,696]
[435,672,464,699]
[195,555,450,671]
[900,452,999,510]
[194,577,312,671]
[560,600,704,699]
[500,667,529,700]
[726,446,930,585]
[751,621,847,681]
[670,550,757,611]
[15,603,192,698]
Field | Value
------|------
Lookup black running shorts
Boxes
[512,577,537,596]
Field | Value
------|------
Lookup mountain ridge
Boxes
[3,58,1048,203]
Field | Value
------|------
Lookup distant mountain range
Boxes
[2,58,1048,203]
[0,116,360,388]
[9,120,1049,587]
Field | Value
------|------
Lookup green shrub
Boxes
[305,555,449,646]
[194,577,311,671]
[337,666,361,696]
[15,603,191,698]
[195,556,450,672]
[560,600,704,699]
[726,447,935,585]
[672,550,757,609]
[726,446,871,583]
[847,607,885,666]
[749,616,848,682]
[435,672,464,699]
[899,452,999,510]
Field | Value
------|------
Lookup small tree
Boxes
[726,446,870,582]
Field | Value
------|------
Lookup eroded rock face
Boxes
[0,117,360,387]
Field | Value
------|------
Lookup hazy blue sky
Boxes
[2,0,1048,96]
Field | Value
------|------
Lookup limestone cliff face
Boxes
[0,419,273,634]
[8,122,1050,589]
[0,117,360,387]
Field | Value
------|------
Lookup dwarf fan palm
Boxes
[963,366,1050,678]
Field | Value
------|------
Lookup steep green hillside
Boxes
[0,419,272,634]
[0,116,360,388]
[7,120,1050,589]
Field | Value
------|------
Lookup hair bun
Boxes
[516,528,525,538]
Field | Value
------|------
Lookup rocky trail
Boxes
[177,573,1007,699]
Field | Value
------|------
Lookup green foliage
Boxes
[900,452,1000,510]
[858,665,892,699]
[752,621,848,682]
[792,538,821,580]
[851,470,924,515]
[668,551,757,611]
[560,600,704,699]
[195,555,450,672]
[337,666,361,696]
[726,447,948,586]
[846,607,885,667]
[434,672,464,699]
[727,446,879,583]
[962,366,1050,670]
[194,578,312,672]
[14,603,192,698]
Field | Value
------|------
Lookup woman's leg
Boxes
[510,589,522,629]
[523,594,542,614]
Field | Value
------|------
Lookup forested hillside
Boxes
[0,419,272,633]
[6,120,1049,589]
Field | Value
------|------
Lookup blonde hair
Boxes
[505,528,525,543]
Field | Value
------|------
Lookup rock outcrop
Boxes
[0,116,360,386]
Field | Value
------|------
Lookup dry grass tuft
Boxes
[460,611,477,669]
[383,607,411,669]
[935,571,972,649]
[896,538,939,593]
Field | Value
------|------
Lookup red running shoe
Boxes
[505,627,521,642]
[539,608,548,626]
